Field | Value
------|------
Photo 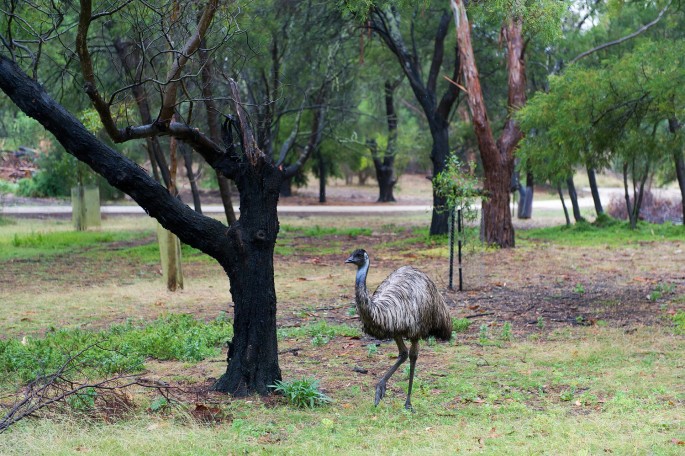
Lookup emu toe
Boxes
[374,381,387,406]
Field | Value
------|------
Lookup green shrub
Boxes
[15,148,122,200]
[270,377,331,408]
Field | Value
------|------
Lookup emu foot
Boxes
[404,399,414,412]
[374,381,387,406]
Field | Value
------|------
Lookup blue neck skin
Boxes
[355,258,369,289]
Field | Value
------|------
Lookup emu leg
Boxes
[375,337,408,406]
[404,339,419,411]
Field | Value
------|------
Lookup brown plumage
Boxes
[345,248,452,410]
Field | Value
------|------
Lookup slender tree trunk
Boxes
[318,150,326,203]
[668,118,685,222]
[181,143,202,213]
[622,162,636,228]
[557,183,571,226]
[113,39,169,187]
[566,175,584,222]
[216,174,237,225]
[372,79,400,203]
[199,44,237,225]
[587,166,604,216]
[517,171,534,219]
[279,177,293,197]
[674,151,685,222]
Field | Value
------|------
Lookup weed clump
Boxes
[270,377,331,408]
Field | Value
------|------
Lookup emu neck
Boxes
[355,260,371,309]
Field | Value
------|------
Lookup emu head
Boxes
[345,249,368,268]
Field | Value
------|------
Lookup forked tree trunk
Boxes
[370,6,459,234]
[451,0,521,247]
[566,175,584,223]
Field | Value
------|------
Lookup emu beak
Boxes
[344,255,354,264]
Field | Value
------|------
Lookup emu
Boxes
[345,248,452,410]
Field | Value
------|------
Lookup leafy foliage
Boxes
[433,155,482,226]
[270,377,332,408]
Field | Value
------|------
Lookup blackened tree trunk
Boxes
[318,148,327,203]
[587,167,604,216]
[370,5,459,233]
[213,158,282,395]
[369,78,401,203]
[566,175,585,223]
[0,57,297,397]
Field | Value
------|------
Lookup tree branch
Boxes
[570,0,672,65]
[158,0,219,123]
[0,55,231,263]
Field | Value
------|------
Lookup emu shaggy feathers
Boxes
[356,266,452,341]
[345,248,452,410]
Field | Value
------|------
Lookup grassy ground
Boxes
[0,212,683,455]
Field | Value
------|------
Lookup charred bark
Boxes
[213,159,283,396]
[0,57,291,397]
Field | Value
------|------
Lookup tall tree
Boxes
[368,4,460,234]
[449,0,523,247]
[0,0,323,396]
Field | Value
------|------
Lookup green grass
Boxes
[0,313,233,384]
[0,229,150,261]
[518,219,684,247]
[281,224,372,238]
[1,327,683,455]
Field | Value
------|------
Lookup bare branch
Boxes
[570,0,672,65]
[158,0,220,123]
